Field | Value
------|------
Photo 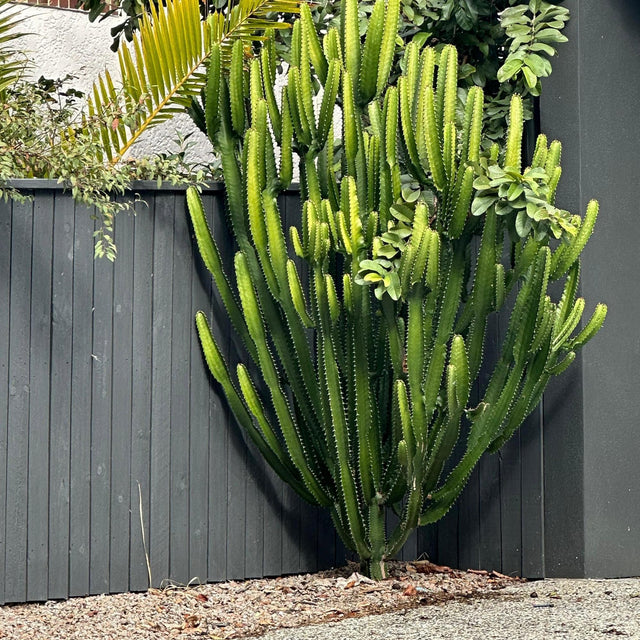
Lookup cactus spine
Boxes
[188,0,606,579]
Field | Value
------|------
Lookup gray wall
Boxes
[540,0,640,578]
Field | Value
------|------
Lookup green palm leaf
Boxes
[90,0,301,163]
[0,0,27,94]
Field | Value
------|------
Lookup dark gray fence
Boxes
[0,182,344,604]
[0,180,553,604]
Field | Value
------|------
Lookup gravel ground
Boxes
[2,568,638,639]
[0,562,515,639]
[247,578,640,640]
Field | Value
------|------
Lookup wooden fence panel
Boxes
[0,183,11,606]
[0,181,554,603]
[5,198,33,603]
[26,192,54,603]
[68,204,95,597]
[48,193,75,600]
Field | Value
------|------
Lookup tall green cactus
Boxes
[187,0,606,579]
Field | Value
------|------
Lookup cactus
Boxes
[187,0,606,579]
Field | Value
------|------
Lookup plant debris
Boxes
[0,561,521,639]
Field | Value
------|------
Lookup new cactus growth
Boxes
[187,0,606,579]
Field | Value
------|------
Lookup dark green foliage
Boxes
[89,0,569,143]
[188,0,604,578]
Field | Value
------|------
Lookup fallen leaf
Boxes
[490,570,511,579]
[403,584,417,596]
[195,593,208,602]
[413,561,452,575]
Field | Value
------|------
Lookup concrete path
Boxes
[247,578,640,639]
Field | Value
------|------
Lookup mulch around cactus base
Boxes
[0,561,520,640]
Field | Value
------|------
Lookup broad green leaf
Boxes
[89,0,301,163]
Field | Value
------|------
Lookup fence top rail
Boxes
[4,179,302,194]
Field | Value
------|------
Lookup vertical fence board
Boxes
[500,432,522,577]
[226,429,247,580]
[417,520,438,567]
[5,199,34,603]
[315,508,334,571]
[169,199,192,585]
[188,200,212,583]
[129,199,154,592]
[457,467,480,571]
[244,444,265,579]
[69,205,95,596]
[476,312,502,572]
[48,193,74,600]
[207,193,230,583]
[281,486,302,575]
[262,467,283,576]
[90,217,114,595]
[27,192,54,602]
[478,453,502,571]
[109,210,134,593]
[149,194,175,586]
[0,200,11,604]
[436,507,459,570]
[521,406,545,578]
[456,375,480,571]
[297,502,317,573]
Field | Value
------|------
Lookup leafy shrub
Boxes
[0,75,211,258]
[0,0,216,260]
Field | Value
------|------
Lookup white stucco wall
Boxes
[13,3,215,163]
[11,3,327,174]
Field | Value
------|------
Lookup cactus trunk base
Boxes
[361,557,387,580]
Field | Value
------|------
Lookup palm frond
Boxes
[0,0,28,94]
[90,0,301,163]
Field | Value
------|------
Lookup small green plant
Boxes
[187,0,605,579]
[497,0,568,94]
[0,0,228,259]
[0,74,211,259]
